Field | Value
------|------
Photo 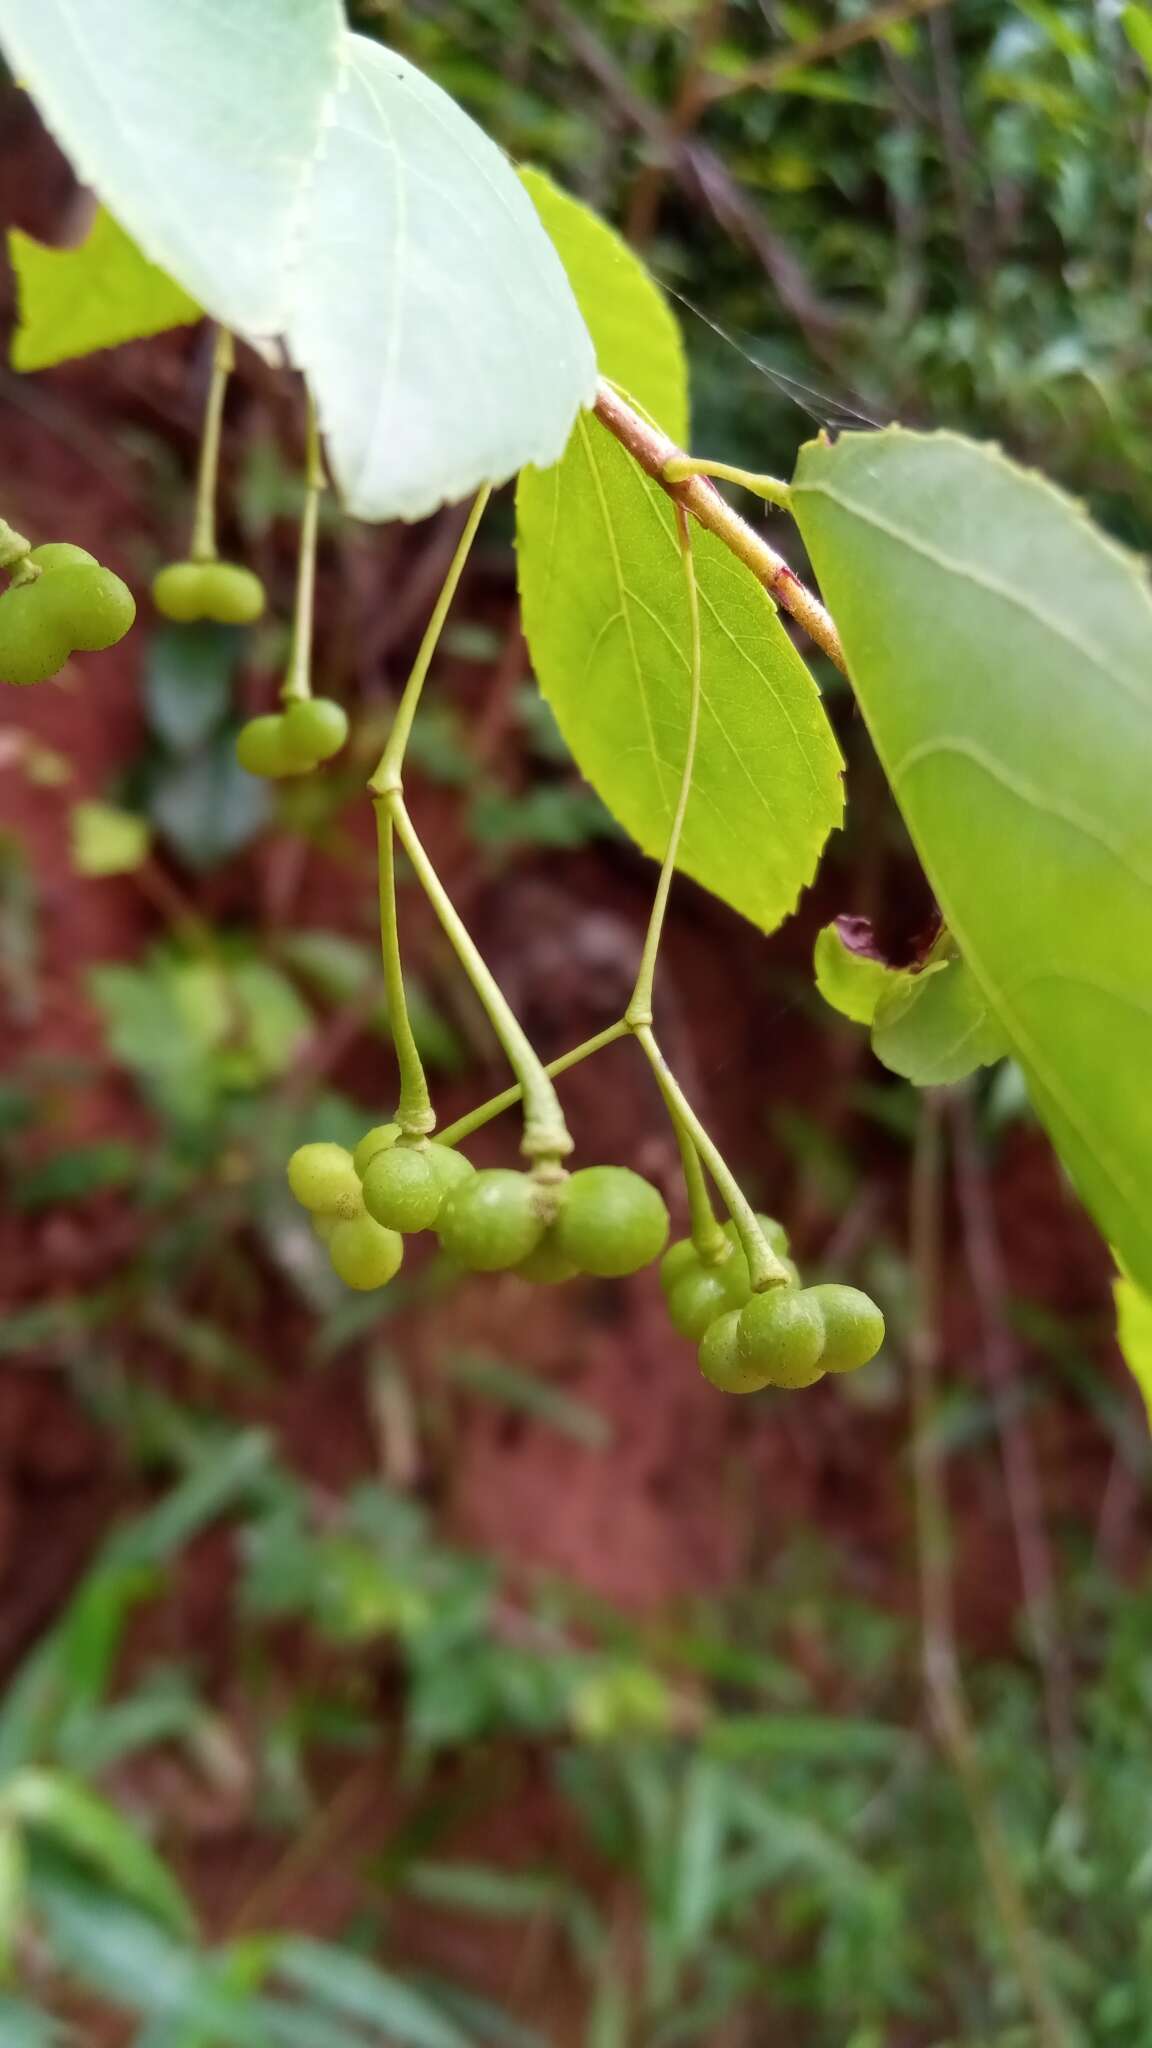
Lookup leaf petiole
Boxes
[663,455,792,509]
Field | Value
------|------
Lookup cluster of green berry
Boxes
[287,1127,671,1293]
[235,697,349,778]
[0,542,136,685]
[660,1220,883,1394]
[152,558,266,625]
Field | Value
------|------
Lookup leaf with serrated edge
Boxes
[10,208,199,371]
[871,950,1008,1086]
[286,37,596,521]
[519,167,688,441]
[0,0,344,335]
[813,922,896,1026]
[793,427,1152,1290]
[520,418,842,931]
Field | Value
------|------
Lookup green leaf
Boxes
[7,1770,192,1932]
[274,1937,471,2048]
[792,428,1152,1293]
[813,922,894,1025]
[0,0,344,335]
[519,167,688,439]
[519,419,842,931]
[70,801,150,878]
[1123,5,1152,70]
[286,34,595,521]
[1114,1274,1152,1429]
[871,946,1008,1086]
[0,1997,63,2048]
[145,624,239,755]
[9,206,198,371]
[151,734,270,871]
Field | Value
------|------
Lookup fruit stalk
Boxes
[375,804,436,1138]
[189,325,235,563]
[281,395,325,706]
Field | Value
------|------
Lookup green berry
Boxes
[438,1168,544,1272]
[281,696,349,765]
[361,1146,443,1233]
[236,714,292,778]
[47,564,136,651]
[516,1231,579,1285]
[425,1145,475,1198]
[660,1237,702,1296]
[27,543,96,571]
[737,1288,826,1389]
[805,1284,885,1373]
[328,1214,404,1291]
[312,1213,341,1244]
[723,1212,790,1259]
[553,1166,669,1278]
[152,560,265,625]
[0,546,135,685]
[699,1310,771,1395]
[353,1122,401,1177]
[287,1141,363,1219]
[667,1259,750,1341]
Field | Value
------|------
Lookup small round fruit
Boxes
[806,1284,885,1374]
[667,1261,750,1342]
[50,565,136,650]
[660,1237,702,1296]
[425,1145,475,1198]
[282,695,349,765]
[328,1214,403,1290]
[737,1288,826,1390]
[236,714,292,778]
[516,1231,578,1285]
[27,542,96,571]
[287,1141,363,1219]
[152,562,207,622]
[361,1146,442,1232]
[200,561,266,624]
[699,1310,772,1395]
[312,1213,341,1244]
[353,1122,401,1178]
[438,1169,544,1272]
[553,1166,669,1279]
[724,1212,790,1259]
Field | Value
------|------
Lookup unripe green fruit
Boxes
[0,545,135,685]
[553,1166,669,1278]
[153,559,265,625]
[287,1141,363,1219]
[328,1214,403,1290]
[667,1259,750,1341]
[516,1231,578,1285]
[723,1212,790,1259]
[737,1287,826,1389]
[282,696,349,765]
[660,1237,702,1296]
[312,1213,341,1244]
[236,715,293,778]
[353,1122,401,1177]
[425,1145,475,1197]
[361,1146,443,1232]
[699,1310,771,1395]
[438,1168,544,1272]
[805,1284,885,1373]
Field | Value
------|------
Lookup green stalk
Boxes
[434,1021,630,1150]
[280,395,325,706]
[189,326,235,563]
[627,505,702,1027]
[368,489,490,796]
[375,804,435,1138]
[633,1024,789,1291]
[387,794,572,1166]
[673,1122,730,1266]
[662,455,792,509]
[0,520,33,581]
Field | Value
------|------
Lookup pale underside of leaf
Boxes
[519,413,843,932]
[793,427,1152,1290]
[286,36,597,522]
[0,0,346,335]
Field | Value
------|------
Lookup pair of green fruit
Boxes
[235,697,349,778]
[0,542,136,685]
[152,558,266,625]
[660,1214,798,1343]
[698,1281,883,1393]
[288,1128,671,1290]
